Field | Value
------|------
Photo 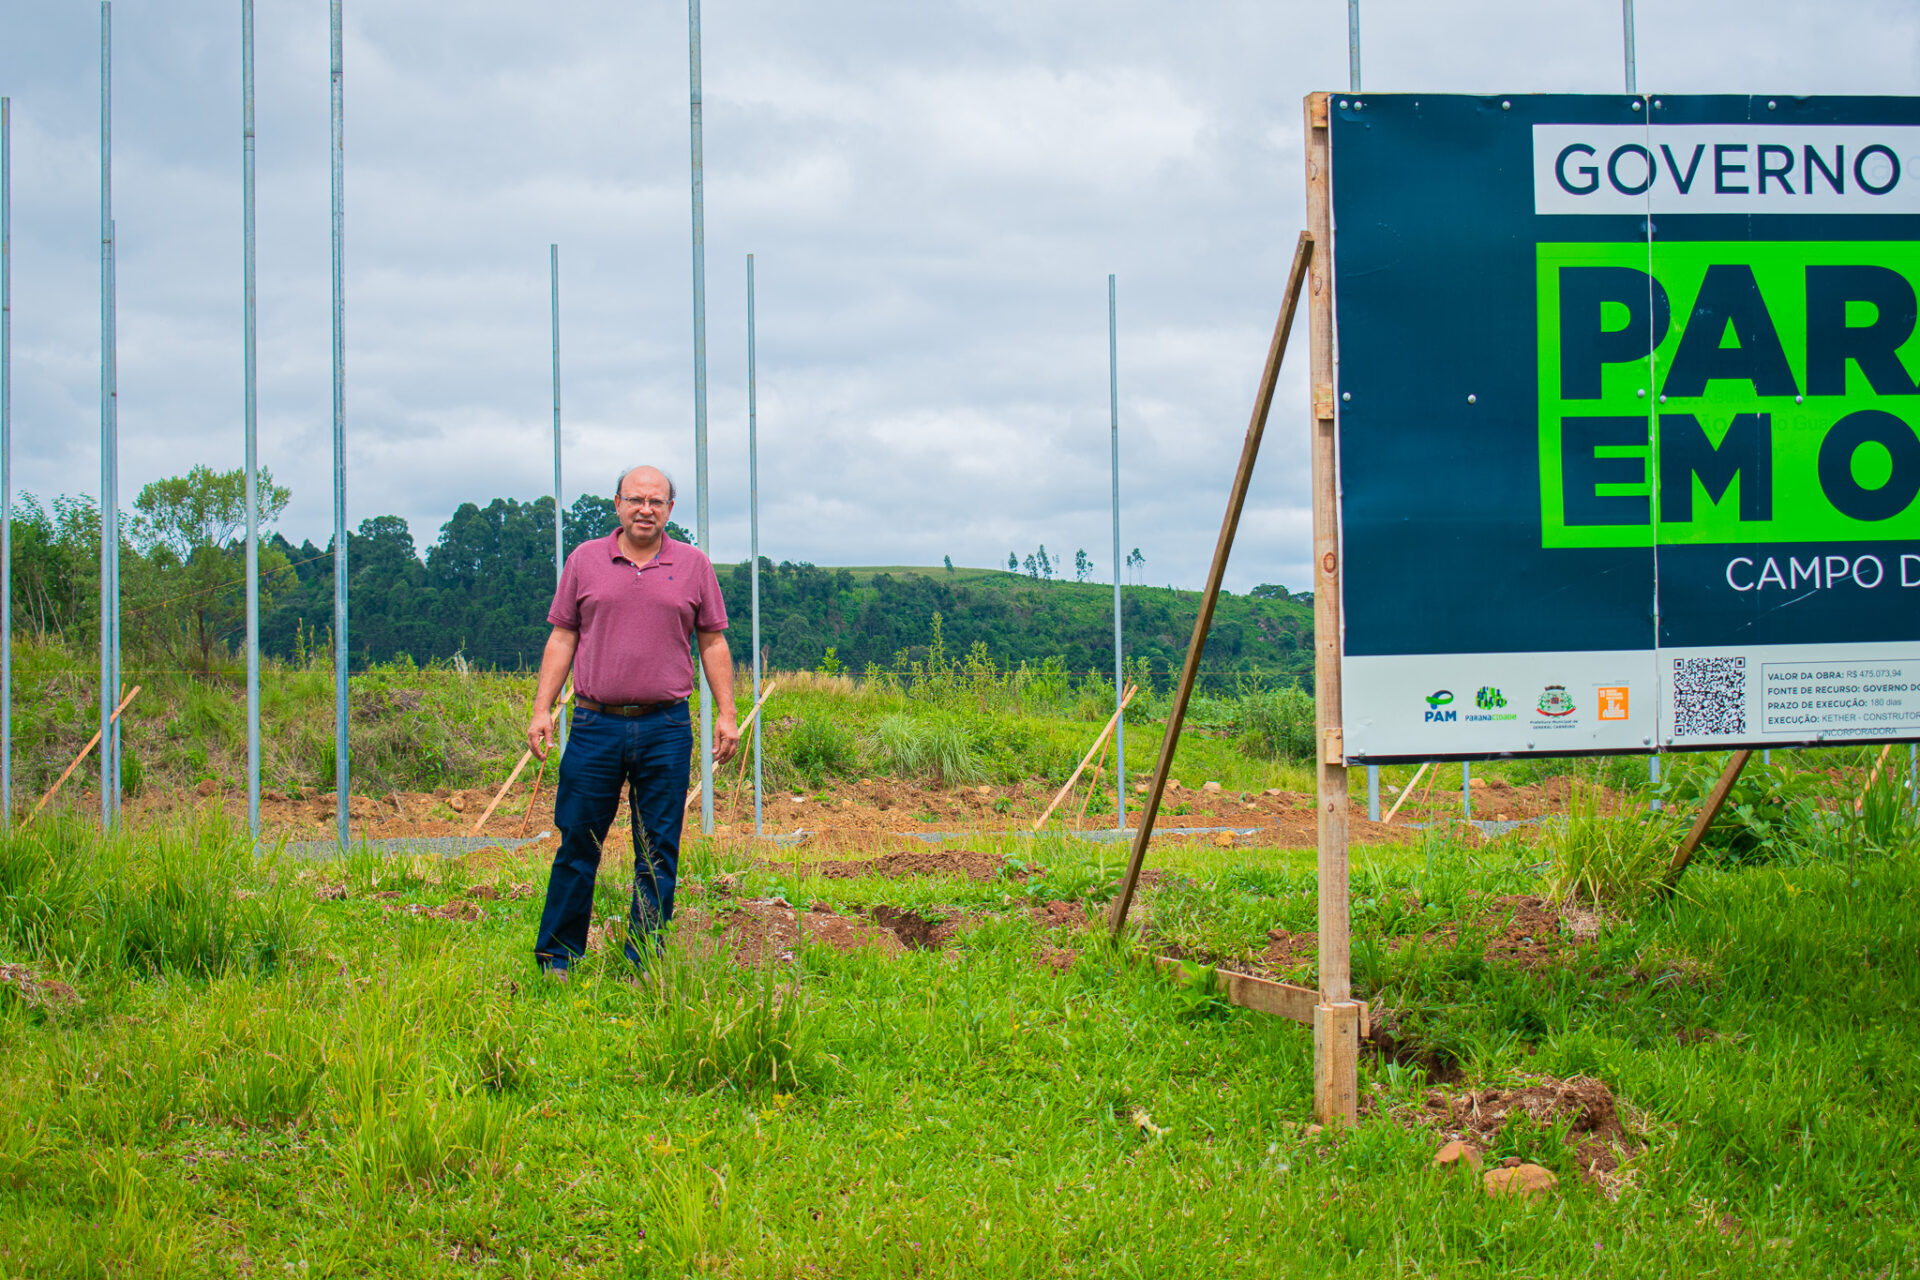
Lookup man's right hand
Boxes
[527,708,555,759]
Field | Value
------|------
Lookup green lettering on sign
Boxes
[1537,241,1920,548]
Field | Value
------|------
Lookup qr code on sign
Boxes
[1673,656,1747,736]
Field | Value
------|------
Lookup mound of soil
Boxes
[1421,1075,1643,1192]
[674,897,968,966]
[762,850,1019,882]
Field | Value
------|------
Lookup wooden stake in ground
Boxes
[1857,743,1895,813]
[722,680,780,828]
[1662,749,1753,894]
[1302,92,1360,1129]
[1106,227,1315,935]
[32,686,142,821]
[518,753,550,837]
[1380,761,1430,825]
[473,686,572,835]
[1032,685,1136,832]
[1076,760,1107,830]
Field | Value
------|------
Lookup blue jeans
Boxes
[534,701,692,970]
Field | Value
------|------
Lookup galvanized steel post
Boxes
[687,0,713,834]
[1347,0,1360,94]
[329,0,349,847]
[1,96,10,824]
[748,254,762,838]
[1462,761,1471,818]
[1621,0,1637,95]
[100,5,120,826]
[550,243,565,754]
[1108,274,1124,830]
[243,0,261,838]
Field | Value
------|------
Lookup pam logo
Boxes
[1538,242,1920,548]
[1424,690,1456,723]
[1533,126,1920,215]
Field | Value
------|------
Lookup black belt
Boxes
[574,697,685,718]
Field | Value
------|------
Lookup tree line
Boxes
[9,468,1313,688]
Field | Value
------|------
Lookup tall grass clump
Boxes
[868,714,983,785]
[630,950,829,1094]
[1232,686,1316,761]
[0,813,307,977]
[1543,783,1681,905]
[775,717,859,787]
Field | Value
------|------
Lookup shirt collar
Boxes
[605,529,677,567]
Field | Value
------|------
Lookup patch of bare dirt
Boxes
[1035,946,1078,974]
[0,962,81,1011]
[385,901,488,923]
[1032,900,1090,929]
[763,850,1022,883]
[120,768,1593,855]
[1419,1075,1644,1194]
[673,897,965,966]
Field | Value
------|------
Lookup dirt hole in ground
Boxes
[865,906,945,950]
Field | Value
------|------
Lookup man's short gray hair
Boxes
[614,466,676,503]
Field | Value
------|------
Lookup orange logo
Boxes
[1597,686,1629,720]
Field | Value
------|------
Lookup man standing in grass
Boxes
[526,465,739,977]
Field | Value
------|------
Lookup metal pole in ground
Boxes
[329,0,349,848]
[1649,752,1660,810]
[1,96,11,825]
[1621,0,1637,95]
[550,243,564,756]
[1347,0,1360,94]
[1910,742,1917,813]
[243,0,261,839]
[748,253,762,838]
[1109,273,1125,831]
[686,0,713,834]
[99,5,117,826]
[107,219,120,822]
[1347,0,1379,824]
[1462,760,1471,818]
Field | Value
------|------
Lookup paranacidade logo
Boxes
[1467,687,1518,724]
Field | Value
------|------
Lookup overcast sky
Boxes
[2,1,1916,592]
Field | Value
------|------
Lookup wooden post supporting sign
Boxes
[1661,748,1752,894]
[1305,91,1360,1127]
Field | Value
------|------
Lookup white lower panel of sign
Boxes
[1342,651,1658,760]
[1344,643,1920,760]
[1662,642,1920,749]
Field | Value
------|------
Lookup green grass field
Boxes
[2,755,1918,1276]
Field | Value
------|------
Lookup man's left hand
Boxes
[714,718,741,764]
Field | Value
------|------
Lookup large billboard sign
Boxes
[1331,95,1920,762]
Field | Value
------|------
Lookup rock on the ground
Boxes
[1202,781,1223,793]
[1483,1164,1558,1198]
[1433,1140,1483,1171]
[447,794,468,812]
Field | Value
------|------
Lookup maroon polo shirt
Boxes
[548,531,729,705]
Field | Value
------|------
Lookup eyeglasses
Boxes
[617,495,670,510]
